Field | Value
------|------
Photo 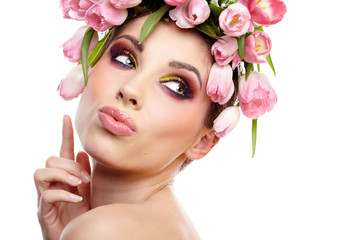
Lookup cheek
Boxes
[143,92,210,151]
[87,61,117,100]
[75,60,116,141]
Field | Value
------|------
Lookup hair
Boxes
[102,15,239,170]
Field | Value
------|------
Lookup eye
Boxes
[160,75,194,99]
[110,45,138,69]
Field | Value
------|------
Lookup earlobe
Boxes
[184,129,220,160]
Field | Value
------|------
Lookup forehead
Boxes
[115,15,213,82]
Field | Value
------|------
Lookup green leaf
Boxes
[266,54,276,76]
[88,28,114,68]
[219,0,237,8]
[237,35,245,60]
[254,26,264,32]
[245,62,253,80]
[209,3,223,17]
[195,22,222,39]
[81,27,95,86]
[134,6,150,15]
[208,17,221,36]
[252,119,257,158]
[257,64,260,72]
[139,4,171,44]
[209,0,219,6]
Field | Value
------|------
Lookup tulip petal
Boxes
[58,65,85,100]
[213,106,240,137]
[110,0,142,8]
[238,71,277,119]
[219,80,234,105]
[206,63,233,104]
[250,0,287,26]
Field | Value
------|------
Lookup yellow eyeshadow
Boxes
[127,50,138,69]
[159,75,183,82]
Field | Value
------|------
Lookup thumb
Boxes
[76,151,91,203]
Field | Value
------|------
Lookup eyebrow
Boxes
[169,61,202,89]
[115,34,144,52]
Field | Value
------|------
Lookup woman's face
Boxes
[75,16,213,174]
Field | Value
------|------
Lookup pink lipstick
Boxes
[97,106,136,136]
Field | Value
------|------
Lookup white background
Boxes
[1,1,359,239]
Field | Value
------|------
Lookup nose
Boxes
[116,78,144,110]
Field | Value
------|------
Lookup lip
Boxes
[97,106,136,136]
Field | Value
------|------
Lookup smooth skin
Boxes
[34,116,91,240]
[35,16,219,240]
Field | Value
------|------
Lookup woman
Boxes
[34,0,286,239]
[35,15,228,240]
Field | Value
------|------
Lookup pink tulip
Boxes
[213,106,240,137]
[60,0,94,21]
[58,65,85,100]
[110,0,142,8]
[244,30,272,64]
[238,71,277,119]
[231,53,241,70]
[211,36,239,66]
[239,0,287,26]
[85,0,128,32]
[164,0,190,6]
[62,26,99,63]
[206,63,234,105]
[169,0,210,28]
[218,2,253,37]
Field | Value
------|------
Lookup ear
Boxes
[184,129,220,160]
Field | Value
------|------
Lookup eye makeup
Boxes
[108,37,198,100]
[159,75,194,99]
[110,42,138,69]
[169,61,202,90]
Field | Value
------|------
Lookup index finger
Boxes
[60,115,75,160]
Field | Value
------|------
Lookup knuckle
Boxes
[41,190,51,202]
[33,169,42,181]
[45,156,57,167]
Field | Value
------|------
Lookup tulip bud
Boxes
[211,36,239,66]
[244,31,272,64]
[213,106,240,137]
[57,65,85,100]
[238,71,277,119]
[218,2,253,37]
[206,63,234,105]
[169,0,210,28]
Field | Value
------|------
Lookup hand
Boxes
[34,115,91,240]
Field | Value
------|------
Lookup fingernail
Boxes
[81,171,91,183]
[68,175,82,185]
[70,193,83,202]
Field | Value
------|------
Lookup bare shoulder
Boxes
[60,188,201,240]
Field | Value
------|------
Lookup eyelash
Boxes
[160,75,194,99]
[110,42,194,99]
[110,44,138,69]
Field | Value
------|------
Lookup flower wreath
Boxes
[58,0,287,157]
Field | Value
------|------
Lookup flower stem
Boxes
[252,119,257,158]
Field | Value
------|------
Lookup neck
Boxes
[89,159,180,208]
